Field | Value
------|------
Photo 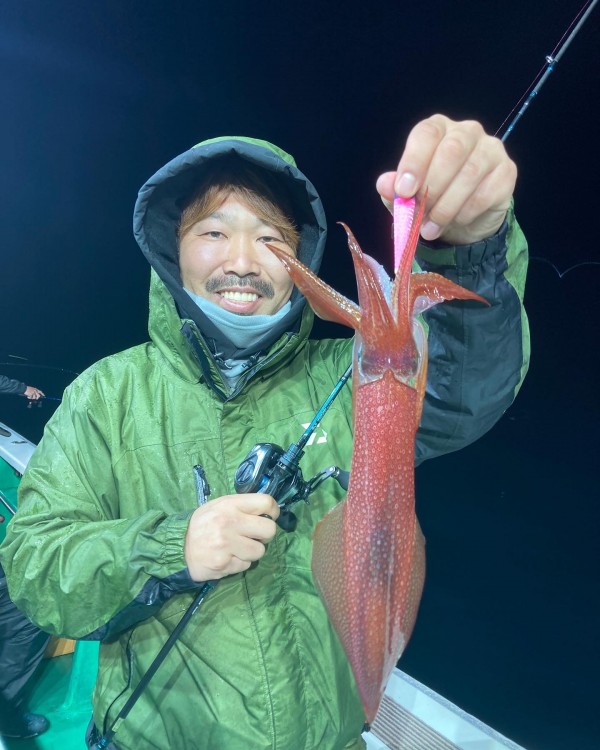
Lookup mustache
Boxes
[205,275,275,299]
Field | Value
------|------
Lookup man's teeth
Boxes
[221,291,258,302]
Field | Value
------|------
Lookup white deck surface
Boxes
[364,668,526,750]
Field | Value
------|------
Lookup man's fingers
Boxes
[450,160,516,229]
[197,495,279,541]
[209,537,268,572]
[394,115,451,197]
[207,541,265,577]
[419,127,489,211]
[237,512,278,543]
[377,114,516,243]
[235,493,280,521]
[185,494,281,581]
[379,115,486,203]
[425,158,516,243]
[375,172,397,206]
[233,536,270,563]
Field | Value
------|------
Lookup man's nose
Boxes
[223,236,260,276]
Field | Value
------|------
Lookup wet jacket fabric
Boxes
[0,137,529,750]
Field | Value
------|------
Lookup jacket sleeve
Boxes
[0,372,202,641]
[415,203,529,465]
[0,375,26,395]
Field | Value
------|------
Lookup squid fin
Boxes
[311,502,351,650]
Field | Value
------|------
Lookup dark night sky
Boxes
[1,2,599,749]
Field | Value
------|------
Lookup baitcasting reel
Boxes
[234,441,349,532]
[234,363,353,532]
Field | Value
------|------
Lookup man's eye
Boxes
[260,236,283,244]
[203,231,224,239]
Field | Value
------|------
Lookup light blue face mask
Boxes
[185,288,292,352]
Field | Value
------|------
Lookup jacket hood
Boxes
[133,137,327,358]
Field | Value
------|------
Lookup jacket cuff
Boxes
[160,511,193,572]
[80,566,205,642]
[415,219,509,270]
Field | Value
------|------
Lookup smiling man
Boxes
[1,116,529,750]
[179,196,295,315]
[179,182,299,316]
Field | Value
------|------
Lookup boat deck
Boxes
[3,644,97,750]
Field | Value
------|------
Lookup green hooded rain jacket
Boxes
[0,137,529,750]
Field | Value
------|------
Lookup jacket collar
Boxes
[148,271,314,400]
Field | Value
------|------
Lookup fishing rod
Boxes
[0,393,63,408]
[0,359,80,379]
[496,0,600,279]
[497,0,598,142]
[1,356,76,404]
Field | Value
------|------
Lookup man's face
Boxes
[179,197,296,316]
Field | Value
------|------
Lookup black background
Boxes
[1,2,598,749]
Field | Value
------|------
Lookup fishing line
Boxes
[496,0,598,142]
[529,257,600,279]
[0,356,77,402]
[0,358,80,379]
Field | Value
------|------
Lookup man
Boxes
[0,115,529,750]
[0,376,44,402]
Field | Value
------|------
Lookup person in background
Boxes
[1,373,49,737]
[1,375,49,738]
[0,376,45,437]
[0,568,50,739]
[0,375,44,401]
[1,114,529,750]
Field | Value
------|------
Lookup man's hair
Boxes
[178,159,300,251]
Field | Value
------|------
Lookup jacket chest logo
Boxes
[301,424,328,445]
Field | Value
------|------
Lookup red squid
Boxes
[268,195,487,722]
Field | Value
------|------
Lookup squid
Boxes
[268,196,487,722]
